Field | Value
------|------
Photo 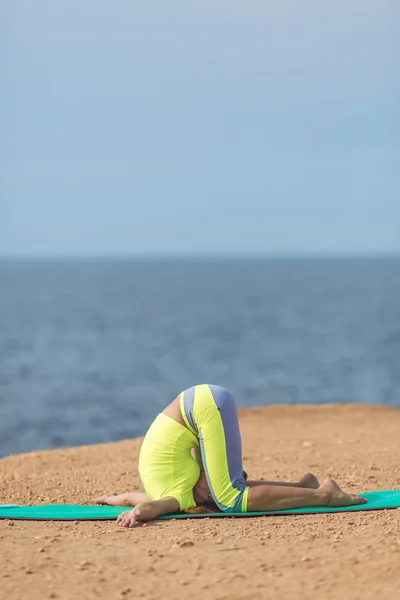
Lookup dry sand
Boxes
[1,404,400,600]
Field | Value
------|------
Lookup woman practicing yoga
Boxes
[96,384,367,527]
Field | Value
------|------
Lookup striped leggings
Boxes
[179,384,249,512]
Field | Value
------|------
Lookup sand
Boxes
[1,404,400,600]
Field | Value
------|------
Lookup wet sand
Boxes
[1,404,400,600]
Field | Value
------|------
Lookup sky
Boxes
[1,0,399,257]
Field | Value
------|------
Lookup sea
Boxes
[0,257,399,458]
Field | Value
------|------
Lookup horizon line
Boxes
[0,251,399,262]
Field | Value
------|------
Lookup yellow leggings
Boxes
[180,384,249,512]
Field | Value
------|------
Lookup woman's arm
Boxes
[95,491,150,506]
[116,496,180,528]
[246,472,320,489]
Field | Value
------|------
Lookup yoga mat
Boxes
[0,491,399,520]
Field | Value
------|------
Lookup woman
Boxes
[97,384,367,527]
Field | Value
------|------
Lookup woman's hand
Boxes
[116,497,180,528]
[116,502,157,527]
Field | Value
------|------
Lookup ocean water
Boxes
[0,257,399,458]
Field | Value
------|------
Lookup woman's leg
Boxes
[247,477,367,511]
[187,385,366,513]
[189,384,249,512]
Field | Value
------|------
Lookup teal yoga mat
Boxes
[0,491,399,520]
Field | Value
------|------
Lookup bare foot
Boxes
[298,473,320,489]
[320,477,367,507]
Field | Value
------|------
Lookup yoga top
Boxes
[138,384,249,512]
[138,413,200,511]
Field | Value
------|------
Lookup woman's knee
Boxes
[207,385,236,410]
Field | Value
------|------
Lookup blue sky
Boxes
[1,0,399,256]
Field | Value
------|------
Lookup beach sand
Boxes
[1,404,400,600]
